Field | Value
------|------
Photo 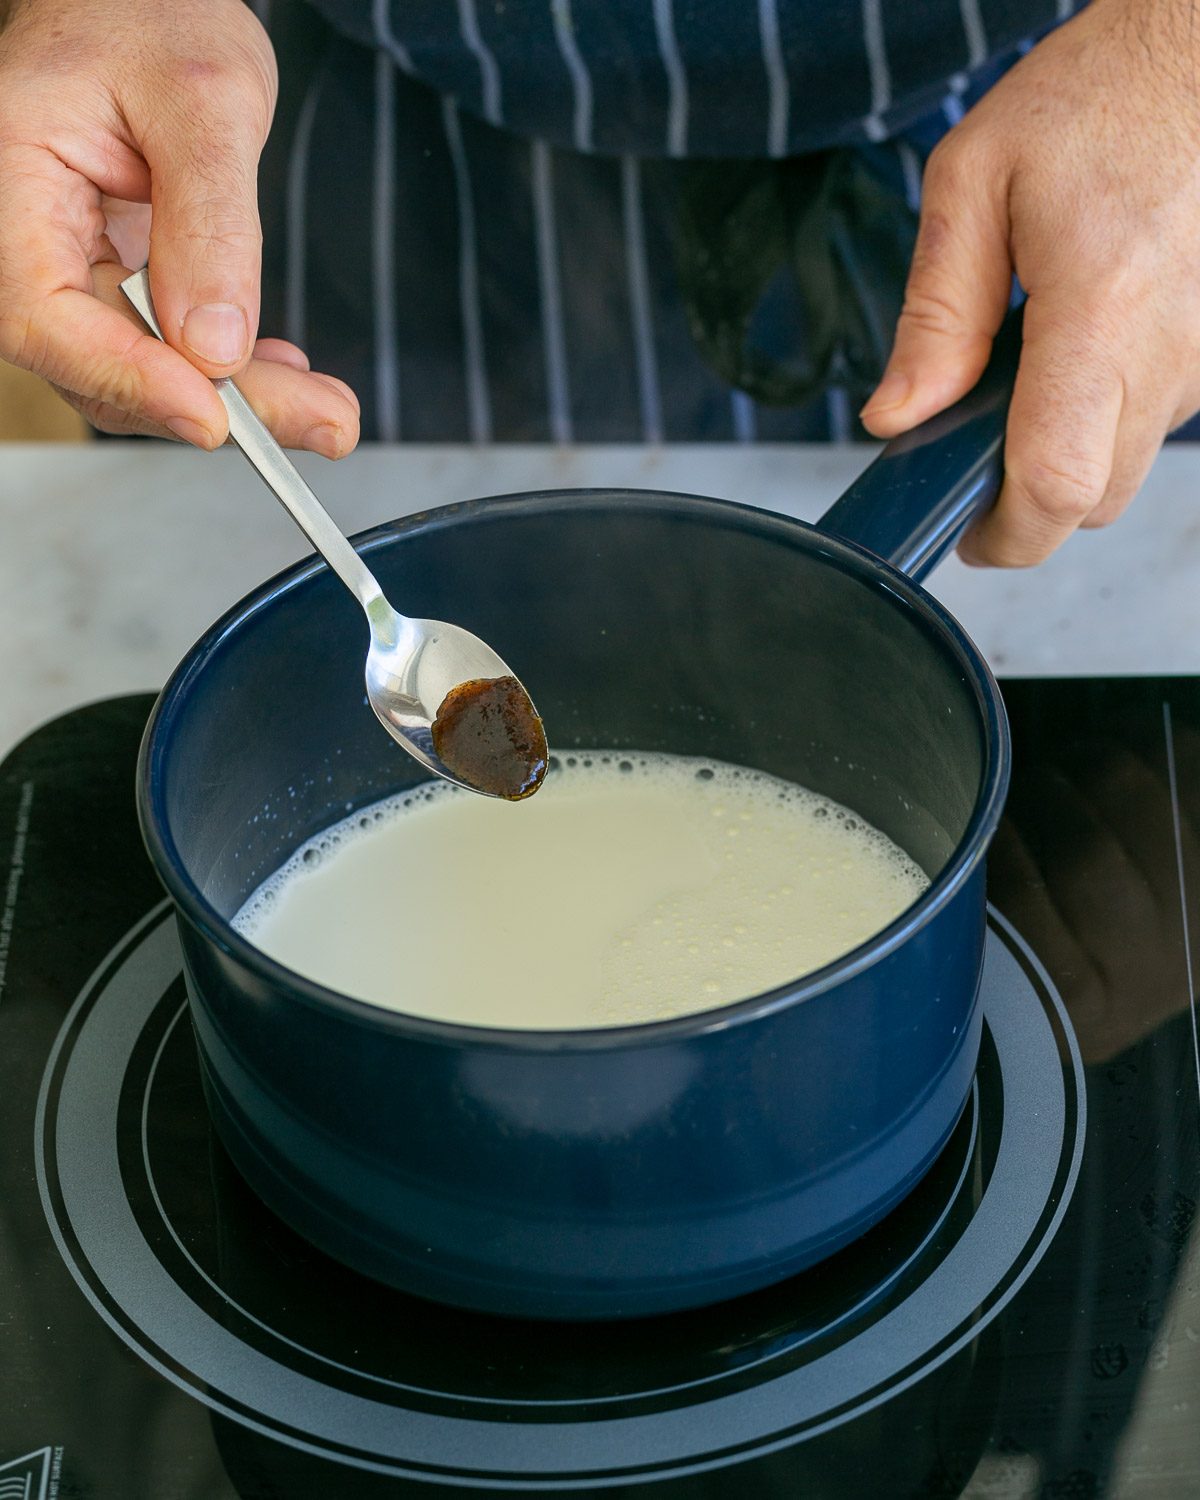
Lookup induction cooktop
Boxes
[1,680,1197,1498]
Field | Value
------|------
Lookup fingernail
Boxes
[182,302,248,366]
[860,370,911,417]
[165,416,214,447]
[302,421,344,458]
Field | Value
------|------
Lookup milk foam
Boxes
[234,752,929,1030]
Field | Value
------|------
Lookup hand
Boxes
[0,0,359,454]
[860,0,1200,565]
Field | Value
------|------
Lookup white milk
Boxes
[234,753,929,1029]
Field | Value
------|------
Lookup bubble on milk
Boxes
[233,751,930,1029]
[235,777,468,934]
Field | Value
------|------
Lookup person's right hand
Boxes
[0,0,359,455]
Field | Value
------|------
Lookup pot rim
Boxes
[138,487,1011,1052]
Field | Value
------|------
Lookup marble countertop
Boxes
[2,441,1198,759]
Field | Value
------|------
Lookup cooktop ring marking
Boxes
[139,996,983,1409]
[1162,701,1200,1114]
[35,905,1086,1485]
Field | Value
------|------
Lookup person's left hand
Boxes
[859,0,1200,566]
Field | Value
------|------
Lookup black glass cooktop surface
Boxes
[1,680,1197,1498]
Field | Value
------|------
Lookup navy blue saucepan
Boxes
[139,316,1022,1320]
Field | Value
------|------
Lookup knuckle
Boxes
[172,194,262,254]
[1082,269,1138,320]
[158,49,275,144]
[165,55,232,100]
[922,132,979,196]
[897,279,970,338]
[77,397,132,436]
[92,360,143,414]
[1010,455,1107,525]
[1031,301,1124,364]
[1083,468,1142,528]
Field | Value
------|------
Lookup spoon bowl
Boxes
[121,268,546,801]
[361,596,532,787]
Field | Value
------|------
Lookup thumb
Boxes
[142,88,270,377]
[861,135,1012,437]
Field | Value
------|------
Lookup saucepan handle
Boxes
[819,306,1024,582]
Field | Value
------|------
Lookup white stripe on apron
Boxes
[285,67,322,350]
[552,0,595,153]
[442,97,492,444]
[620,156,663,444]
[758,0,790,159]
[958,0,988,69]
[861,0,891,142]
[531,141,573,443]
[942,92,965,126]
[826,386,852,443]
[897,141,924,213]
[458,0,503,127]
[652,0,689,158]
[373,49,401,441]
[372,0,415,73]
[731,390,757,443]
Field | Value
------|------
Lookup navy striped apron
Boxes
[252,1,1077,443]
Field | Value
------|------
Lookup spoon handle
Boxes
[120,268,384,614]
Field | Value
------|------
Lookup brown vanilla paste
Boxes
[431,675,548,800]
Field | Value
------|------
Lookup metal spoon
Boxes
[121,268,546,800]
